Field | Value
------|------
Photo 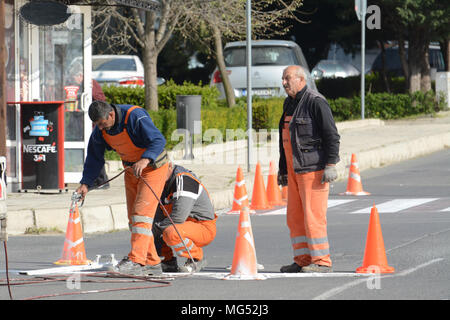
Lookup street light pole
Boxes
[246,0,252,172]
[355,0,367,120]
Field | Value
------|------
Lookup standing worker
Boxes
[153,162,217,273]
[278,65,340,273]
[76,101,169,276]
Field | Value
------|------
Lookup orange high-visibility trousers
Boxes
[160,217,216,261]
[282,116,331,267]
[125,162,169,266]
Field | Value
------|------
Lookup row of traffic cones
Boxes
[225,153,393,279]
[225,203,394,280]
[229,161,286,215]
[229,153,371,215]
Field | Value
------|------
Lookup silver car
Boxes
[311,59,360,80]
[210,40,317,99]
[92,55,165,86]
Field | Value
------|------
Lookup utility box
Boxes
[0,156,7,242]
[19,101,66,192]
[436,72,450,110]
[176,95,202,159]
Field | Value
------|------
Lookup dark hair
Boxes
[88,101,113,122]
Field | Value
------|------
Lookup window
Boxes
[224,46,299,67]
[93,58,137,71]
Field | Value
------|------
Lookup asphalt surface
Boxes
[1,149,449,305]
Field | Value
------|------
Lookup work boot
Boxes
[142,263,163,276]
[113,256,144,276]
[301,264,332,273]
[161,257,179,272]
[280,262,303,273]
[178,258,207,273]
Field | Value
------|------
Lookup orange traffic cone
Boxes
[250,162,272,211]
[341,153,370,195]
[228,166,250,214]
[224,207,265,280]
[54,203,91,265]
[266,161,284,206]
[356,205,395,274]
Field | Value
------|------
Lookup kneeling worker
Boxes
[153,162,217,273]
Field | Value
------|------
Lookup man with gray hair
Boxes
[278,65,340,273]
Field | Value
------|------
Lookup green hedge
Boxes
[103,79,221,109]
[316,73,408,99]
[103,82,445,154]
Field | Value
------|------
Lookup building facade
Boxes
[5,0,93,192]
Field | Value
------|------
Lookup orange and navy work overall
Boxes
[282,115,331,267]
[102,106,169,266]
[158,171,217,262]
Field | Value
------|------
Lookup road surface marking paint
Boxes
[351,198,439,214]
[312,258,443,300]
[328,199,356,208]
[441,207,450,212]
[163,272,371,279]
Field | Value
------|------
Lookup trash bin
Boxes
[19,101,66,192]
[176,95,201,159]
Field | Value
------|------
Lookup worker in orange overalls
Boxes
[77,101,169,276]
[153,162,217,273]
[278,65,340,273]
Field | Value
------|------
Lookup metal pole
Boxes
[246,0,252,173]
[361,0,366,120]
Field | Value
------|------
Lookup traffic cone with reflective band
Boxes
[54,203,91,265]
[356,205,395,274]
[228,166,250,214]
[224,207,265,280]
[250,162,272,211]
[340,153,370,195]
[266,161,284,206]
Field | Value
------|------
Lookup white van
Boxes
[210,40,317,99]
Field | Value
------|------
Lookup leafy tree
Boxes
[92,0,193,111]
[178,0,305,107]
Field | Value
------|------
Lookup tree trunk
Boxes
[212,25,235,108]
[420,46,432,92]
[408,30,426,93]
[377,40,390,93]
[397,38,409,92]
[439,39,450,71]
[144,11,159,111]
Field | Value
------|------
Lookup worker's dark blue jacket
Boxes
[80,104,166,187]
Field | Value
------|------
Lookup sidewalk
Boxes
[5,111,450,235]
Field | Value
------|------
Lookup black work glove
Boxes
[321,165,337,184]
[277,172,288,186]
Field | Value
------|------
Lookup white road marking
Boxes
[312,258,443,300]
[351,198,439,214]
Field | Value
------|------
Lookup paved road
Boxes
[1,150,449,306]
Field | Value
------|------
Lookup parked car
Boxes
[92,55,165,86]
[311,60,361,80]
[210,40,317,99]
[371,44,445,79]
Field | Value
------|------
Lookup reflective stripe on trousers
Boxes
[161,218,216,261]
[125,163,169,266]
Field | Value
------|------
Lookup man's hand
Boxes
[133,158,150,177]
[277,172,288,186]
[75,184,89,201]
[321,165,337,184]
